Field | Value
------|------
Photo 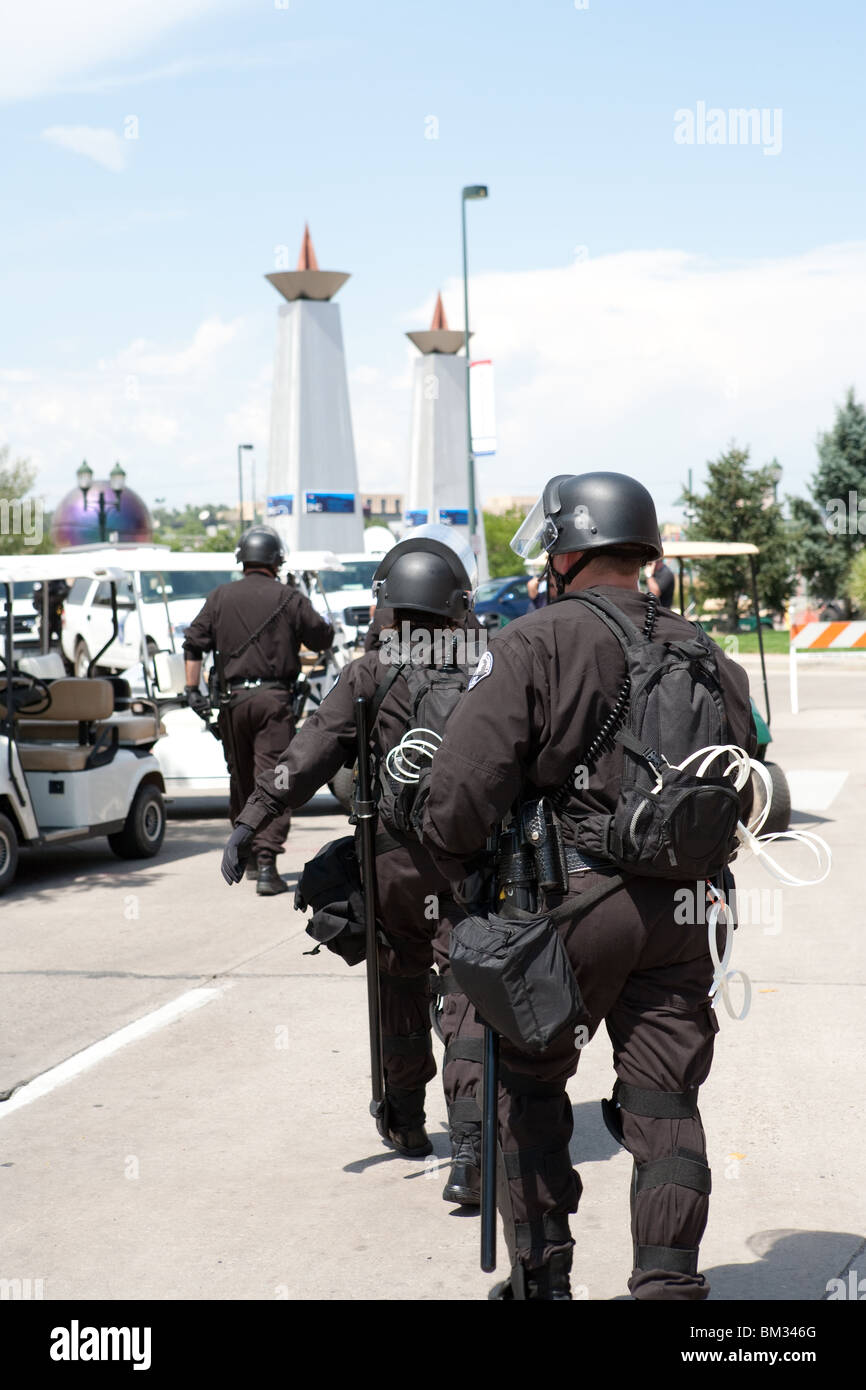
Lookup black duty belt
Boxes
[227,678,294,692]
[564,846,614,874]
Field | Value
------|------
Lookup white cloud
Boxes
[0,0,234,104]
[115,318,241,376]
[431,241,866,517]
[42,125,128,172]
[62,40,329,93]
[0,316,255,508]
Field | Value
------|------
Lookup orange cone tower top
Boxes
[266,225,349,302]
[406,290,467,355]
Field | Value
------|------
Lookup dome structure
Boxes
[52,480,153,547]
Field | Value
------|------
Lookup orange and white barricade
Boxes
[789,620,866,712]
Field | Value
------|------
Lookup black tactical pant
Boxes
[374,844,481,1122]
[443,871,718,1300]
[220,689,295,857]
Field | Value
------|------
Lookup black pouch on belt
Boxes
[449,878,624,1054]
[296,835,368,967]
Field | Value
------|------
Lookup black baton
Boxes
[354,696,386,1122]
[481,1023,500,1272]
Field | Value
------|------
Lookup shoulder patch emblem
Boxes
[468,650,494,690]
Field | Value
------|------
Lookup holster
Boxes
[520,798,569,896]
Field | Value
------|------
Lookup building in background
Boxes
[265,227,363,554]
[361,492,403,524]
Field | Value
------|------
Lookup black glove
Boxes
[221,823,255,885]
[184,684,210,718]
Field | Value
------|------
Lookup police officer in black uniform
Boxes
[219,525,486,1191]
[183,525,334,896]
[422,473,756,1300]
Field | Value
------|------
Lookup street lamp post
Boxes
[237,444,253,540]
[461,184,488,557]
[76,460,127,542]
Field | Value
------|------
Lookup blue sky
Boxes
[2,0,865,518]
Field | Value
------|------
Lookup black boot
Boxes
[489,1249,573,1301]
[376,1086,432,1158]
[245,855,259,881]
[442,1121,481,1206]
[256,855,288,896]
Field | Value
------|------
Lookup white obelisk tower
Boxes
[266,226,363,553]
[405,293,488,578]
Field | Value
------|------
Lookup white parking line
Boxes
[785,770,849,813]
[0,984,229,1119]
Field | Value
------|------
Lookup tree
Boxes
[483,507,527,579]
[790,387,866,613]
[679,445,795,630]
[0,445,54,555]
[847,549,866,615]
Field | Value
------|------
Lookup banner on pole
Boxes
[470,359,496,457]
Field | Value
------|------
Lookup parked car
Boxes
[60,547,240,675]
[473,574,533,629]
[313,556,381,645]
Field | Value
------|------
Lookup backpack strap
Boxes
[369,661,406,731]
[226,587,296,662]
[550,594,657,800]
[549,873,626,940]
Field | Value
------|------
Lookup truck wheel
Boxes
[751,761,791,835]
[74,639,91,678]
[0,812,19,894]
[108,784,166,859]
[328,764,355,815]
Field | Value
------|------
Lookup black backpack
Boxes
[372,660,473,843]
[558,592,743,879]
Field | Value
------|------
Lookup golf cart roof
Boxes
[0,554,134,586]
[662,541,759,560]
[60,545,240,571]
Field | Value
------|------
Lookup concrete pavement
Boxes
[0,662,863,1300]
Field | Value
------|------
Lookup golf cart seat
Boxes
[8,678,161,767]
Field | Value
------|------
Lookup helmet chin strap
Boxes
[546,551,594,599]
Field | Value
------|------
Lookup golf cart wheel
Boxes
[750,760,791,836]
[108,784,166,859]
[73,640,91,678]
[328,764,355,815]
[0,812,19,894]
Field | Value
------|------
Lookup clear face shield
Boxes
[510,491,559,561]
[408,522,479,590]
[372,522,479,608]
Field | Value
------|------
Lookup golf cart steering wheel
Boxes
[1,671,52,715]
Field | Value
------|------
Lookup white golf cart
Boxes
[107,549,355,799]
[0,555,167,894]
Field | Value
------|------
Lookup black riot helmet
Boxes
[512,473,663,563]
[236,524,285,570]
[511,472,662,596]
[373,523,477,620]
